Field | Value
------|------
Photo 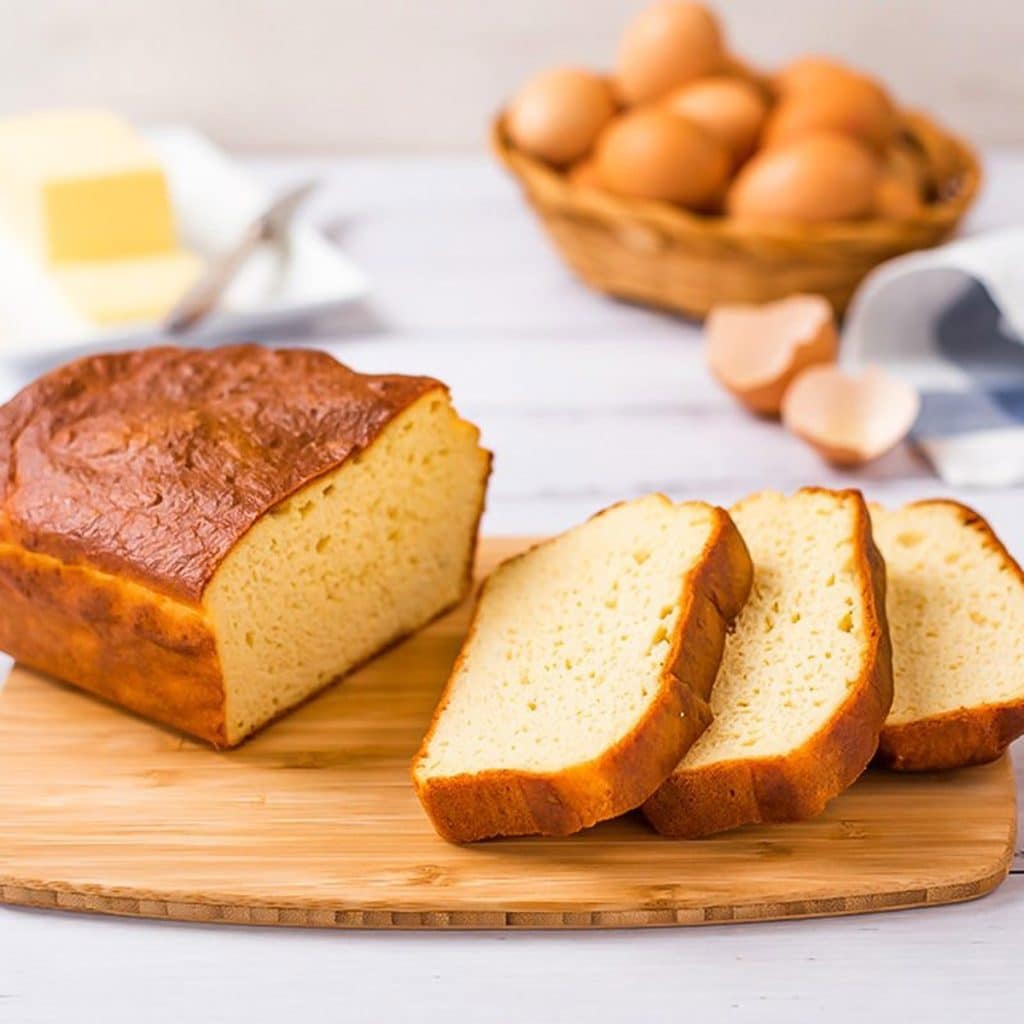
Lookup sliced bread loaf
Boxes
[644,488,893,838]
[870,500,1024,771]
[412,494,753,843]
[0,346,491,746]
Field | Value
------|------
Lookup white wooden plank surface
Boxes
[1,153,1023,1021]
[2,882,1024,1024]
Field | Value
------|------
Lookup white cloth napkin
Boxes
[842,228,1024,486]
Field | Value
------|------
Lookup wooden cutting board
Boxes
[0,538,1015,930]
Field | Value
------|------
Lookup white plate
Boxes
[0,125,366,362]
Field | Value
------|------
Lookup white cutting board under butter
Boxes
[0,125,365,360]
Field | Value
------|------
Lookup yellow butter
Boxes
[54,251,202,325]
[0,109,177,264]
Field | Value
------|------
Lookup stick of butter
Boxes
[0,109,177,264]
[53,251,202,326]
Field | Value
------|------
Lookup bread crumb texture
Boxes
[683,489,867,768]
[206,391,489,745]
[871,501,1024,726]
[417,495,719,778]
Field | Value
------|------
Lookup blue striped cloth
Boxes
[843,230,1024,486]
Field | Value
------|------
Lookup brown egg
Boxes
[615,2,725,105]
[727,133,880,224]
[507,67,616,166]
[567,158,606,190]
[775,56,862,95]
[595,108,731,208]
[664,76,768,164]
[782,365,920,465]
[706,294,838,415]
[764,71,897,152]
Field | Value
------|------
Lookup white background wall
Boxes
[1,0,1021,151]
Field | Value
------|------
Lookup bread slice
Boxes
[870,500,1024,771]
[412,494,753,843]
[644,488,893,839]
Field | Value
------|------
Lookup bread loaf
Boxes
[644,488,893,838]
[871,500,1024,771]
[413,494,753,842]
[0,345,491,746]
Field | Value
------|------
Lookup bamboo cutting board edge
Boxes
[0,834,1015,931]
[0,536,1016,931]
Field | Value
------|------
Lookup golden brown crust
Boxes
[0,535,487,751]
[0,542,228,745]
[877,705,1024,772]
[875,499,1024,772]
[0,446,490,751]
[0,348,487,748]
[643,488,894,839]
[412,500,754,843]
[0,345,442,602]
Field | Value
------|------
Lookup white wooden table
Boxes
[1,154,1023,1022]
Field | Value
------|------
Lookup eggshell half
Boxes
[507,67,617,166]
[781,364,921,465]
[615,2,725,104]
[726,132,880,223]
[664,76,769,164]
[706,294,838,415]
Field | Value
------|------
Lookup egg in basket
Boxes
[494,2,980,317]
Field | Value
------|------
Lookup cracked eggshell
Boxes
[781,364,921,465]
[706,294,838,415]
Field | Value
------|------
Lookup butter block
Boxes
[0,109,177,264]
[54,251,202,325]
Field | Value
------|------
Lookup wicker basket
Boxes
[493,110,981,318]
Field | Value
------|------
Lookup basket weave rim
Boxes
[493,110,982,248]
